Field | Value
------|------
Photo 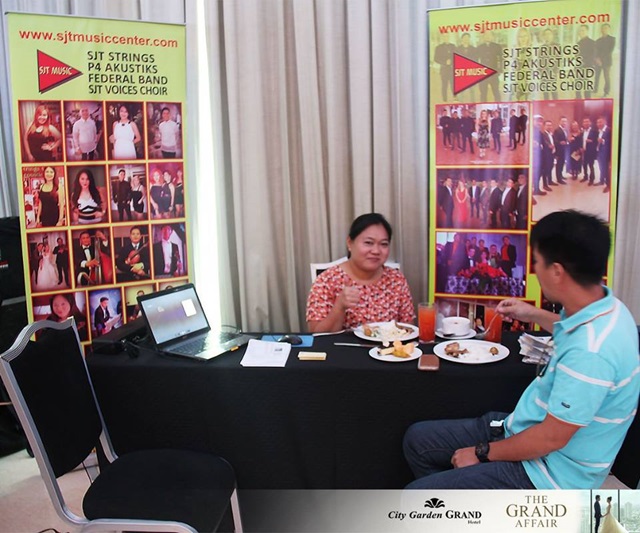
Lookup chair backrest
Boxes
[0,319,109,525]
[310,256,400,283]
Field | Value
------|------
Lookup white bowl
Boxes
[442,316,472,336]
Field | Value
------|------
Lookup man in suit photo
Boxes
[153,224,183,278]
[116,225,150,282]
[508,109,518,149]
[516,106,528,145]
[479,179,490,227]
[500,177,517,230]
[476,30,502,102]
[499,235,517,277]
[594,23,615,97]
[576,25,595,99]
[459,108,475,154]
[468,178,481,219]
[433,33,455,102]
[94,296,111,337]
[439,109,452,149]
[541,120,556,189]
[581,117,599,185]
[552,117,569,185]
[52,236,70,286]
[438,176,454,228]
[488,178,502,229]
[594,494,602,533]
[516,173,528,230]
[75,229,110,286]
[596,116,612,193]
[490,110,503,154]
[29,241,43,287]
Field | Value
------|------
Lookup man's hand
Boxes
[451,447,478,469]
[496,298,537,323]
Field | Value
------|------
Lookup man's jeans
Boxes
[403,411,536,489]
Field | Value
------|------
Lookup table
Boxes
[87,331,639,490]
[88,331,540,489]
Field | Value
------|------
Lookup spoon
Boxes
[474,312,502,340]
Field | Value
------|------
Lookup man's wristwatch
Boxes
[475,441,491,463]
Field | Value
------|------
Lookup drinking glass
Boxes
[418,302,436,343]
[484,304,503,343]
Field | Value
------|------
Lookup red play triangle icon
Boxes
[452,53,497,96]
[37,50,82,93]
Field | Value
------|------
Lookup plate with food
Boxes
[369,341,422,363]
[433,340,509,365]
[354,321,418,343]
[435,329,477,340]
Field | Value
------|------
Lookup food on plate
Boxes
[489,346,499,355]
[444,342,469,358]
[379,340,416,358]
[362,321,414,344]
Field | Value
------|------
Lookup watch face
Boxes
[475,442,490,462]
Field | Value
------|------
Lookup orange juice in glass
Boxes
[418,303,436,342]
[484,305,503,343]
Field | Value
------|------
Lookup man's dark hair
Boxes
[531,210,609,286]
[348,213,392,242]
[100,297,109,303]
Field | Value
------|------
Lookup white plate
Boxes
[353,322,419,342]
[433,340,509,365]
[369,346,422,363]
[435,329,477,340]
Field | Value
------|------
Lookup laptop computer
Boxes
[137,283,252,361]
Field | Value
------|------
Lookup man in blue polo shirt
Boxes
[404,210,639,489]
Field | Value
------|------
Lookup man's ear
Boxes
[551,262,566,283]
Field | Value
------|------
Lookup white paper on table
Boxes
[240,339,291,367]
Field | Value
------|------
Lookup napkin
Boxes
[518,333,554,365]
[240,339,291,367]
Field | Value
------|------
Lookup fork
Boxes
[474,312,501,340]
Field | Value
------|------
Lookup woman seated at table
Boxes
[306,213,415,333]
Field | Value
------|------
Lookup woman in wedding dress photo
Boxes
[36,242,59,291]
[601,496,628,533]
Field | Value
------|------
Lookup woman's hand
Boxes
[336,286,360,312]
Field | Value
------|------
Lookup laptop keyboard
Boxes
[172,332,239,355]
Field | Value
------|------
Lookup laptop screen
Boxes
[138,284,210,346]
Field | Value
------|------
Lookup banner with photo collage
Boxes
[6,13,187,348]
[427,0,622,334]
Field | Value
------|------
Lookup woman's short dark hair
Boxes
[531,210,609,286]
[347,213,393,259]
[348,213,393,241]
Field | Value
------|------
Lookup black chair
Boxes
[0,319,243,533]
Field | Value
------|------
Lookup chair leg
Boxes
[230,489,243,533]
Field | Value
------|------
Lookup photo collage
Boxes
[20,99,187,345]
[432,23,615,330]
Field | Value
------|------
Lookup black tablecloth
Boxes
[88,331,543,489]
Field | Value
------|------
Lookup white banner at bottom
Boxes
[238,489,640,533]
